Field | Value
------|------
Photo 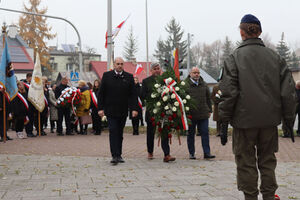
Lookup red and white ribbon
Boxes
[0,84,11,102]
[90,90,98,109]
[71,89,80,115]
[162,78,188,131]
[17,93,29,111]
[138,97,143,110]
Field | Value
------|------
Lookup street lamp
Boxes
[0,7,83,73]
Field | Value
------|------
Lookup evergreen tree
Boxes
[154,17,187,68]
[123,26,138,61]
[221,36,234,65]
[290,51,300,69]
[19,0,56,71]
[276,32,291,63]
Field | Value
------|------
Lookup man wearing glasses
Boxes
[98,57,138,165]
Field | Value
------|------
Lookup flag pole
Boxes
[38,112,41,137]
[2,24,7,143]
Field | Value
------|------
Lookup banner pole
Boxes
[2,27,7,143]
[38,112,41,137]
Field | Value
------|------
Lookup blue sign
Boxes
[70,71,79,82]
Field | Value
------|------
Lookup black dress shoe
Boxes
[189,154,196,160]
[27,133,36,137]
[66,132,74,135]
[94,132,101,135]
[0,138,3,142]
[117,156,125,163]
[204,154,216,159]
[57,132,64,136]
[41,131,47,136]
[110,157,118,164]
[281,134,290,138]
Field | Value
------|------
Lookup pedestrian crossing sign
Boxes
[70,71,79,82]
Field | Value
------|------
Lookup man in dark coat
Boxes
[98,57,138,164]
[55,77,73,136]
[0,86,13,141]
[185,67,215,160]
[219,14,297,200]
[141,63,175,162]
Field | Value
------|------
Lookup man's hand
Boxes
[132,111,138,118]
[98,110,104,117]
[220,122,229,146]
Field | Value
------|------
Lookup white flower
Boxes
[60,97,64,101]
[157,88,162,93]
[69,91,73,94]
[57,100,61,104]
[156,102,161,106]
[63,95,66,98]
[151,93,156,98]
[181,81,186,86]
[171,94,176,99]
[164,106,169,110]
[162,96,168,102]
[66,94,70,98]
[183,99,187,104]
[154,84,160,88]
[102,116,107,122]
[167,77,173,83]
[163,88,170,94]
[172,107,177,112]
[186,95,191,100]
[174,102,179,107]
[175,87,180,91]
[153,109,157,114]
[185,107,190,111]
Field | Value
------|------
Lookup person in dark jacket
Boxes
[211,84,221,136]
[130,77,142,135]
[218,14,297,200]
[0,86,13,142]
[91,79,101,135]
[98,57,138,164]
[11,81,28,138]
[141,63,175,162]
[186,67,215,160]
[55,77,73,136]
[295,81,300,137]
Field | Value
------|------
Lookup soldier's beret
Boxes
[241,14,262,32]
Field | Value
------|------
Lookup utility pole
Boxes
[187,33,191,70]
[107,0,112,71]
[145,0,149,76]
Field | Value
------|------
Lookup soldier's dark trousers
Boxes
[25,108,34,135]
[91,110,101,134]
[146,120,170,156]
[233,127,278,200]
[107,116,127,158]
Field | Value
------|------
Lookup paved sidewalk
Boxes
[0,155,299,200]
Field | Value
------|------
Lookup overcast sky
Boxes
[1,0,300,61]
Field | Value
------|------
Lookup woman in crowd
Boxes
[48,84,58,133]
[11,81,28,138]
[76,80,91,135]
[91,79,102,135]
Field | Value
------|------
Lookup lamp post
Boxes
[145,0,149,76]
[0,7,83,73]
[107,0,112,71]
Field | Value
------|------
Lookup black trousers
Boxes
[131,117,139,134]
[25,108,35,135]
[15,116,24,132]
[107,116,127,158]
[57,107,71,134]
[50,120,56,130]
[0,112,4,138]
[92,110,102,133]
[146,120,170,156]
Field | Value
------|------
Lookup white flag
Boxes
[28,53,45,112]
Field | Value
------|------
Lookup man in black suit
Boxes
[98,57,138,165]
[141,63,175,162]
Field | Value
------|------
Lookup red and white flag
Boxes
[105,15,130,48]
[134,64,143,76]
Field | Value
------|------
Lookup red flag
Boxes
[134,64,143,76]
[173,48,180,80]
[105,16,129,48]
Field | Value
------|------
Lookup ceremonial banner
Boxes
[134,64,143,76]
[0,39,18,100]
[105,15,130,48]
[28,53,45,112]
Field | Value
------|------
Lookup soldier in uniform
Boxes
[218,14,297,200]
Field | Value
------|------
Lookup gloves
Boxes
[284,120,295,143]
[220,122,229,146]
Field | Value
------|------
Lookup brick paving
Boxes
[0,129,300,200]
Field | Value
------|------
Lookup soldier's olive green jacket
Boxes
[219,38,297,128]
